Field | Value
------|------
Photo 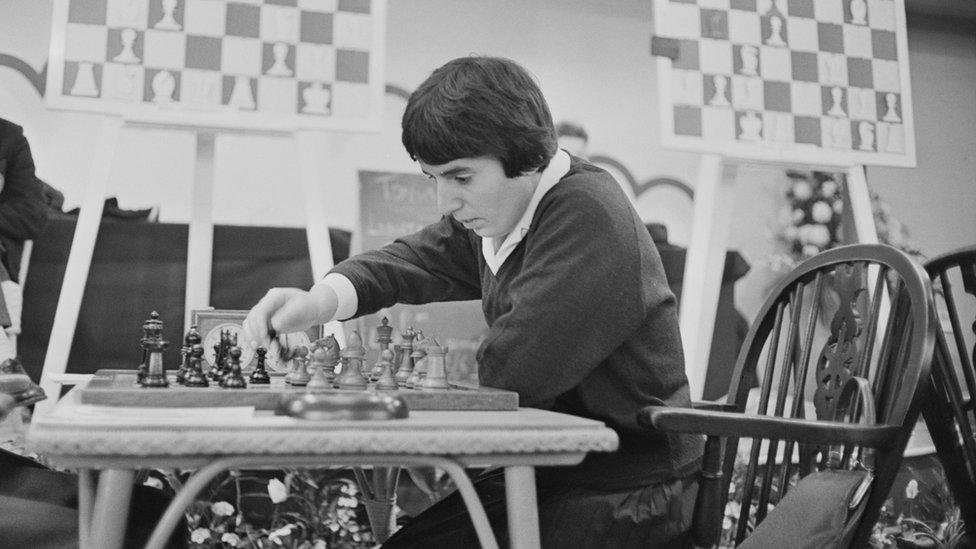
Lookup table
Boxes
[27,387,619,549]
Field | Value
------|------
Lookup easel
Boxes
[34,119,345,417]
[679,158,881,400]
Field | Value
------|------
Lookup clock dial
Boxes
[202,322,254,370]
[259,331,313,373]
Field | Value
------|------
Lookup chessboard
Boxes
[652,0,915,167]
[79,369,520,411]
[45,0,386,131]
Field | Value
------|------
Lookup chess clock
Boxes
[190,309,320,373]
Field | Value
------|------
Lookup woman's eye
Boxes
[455,176,470,184]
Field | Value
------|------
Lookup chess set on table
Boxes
[78,311,518,412]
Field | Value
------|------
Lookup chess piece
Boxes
[395,327,417,387]
[209,342,223,380]
[290,346,311,386]
[858,121,875,151]
[406,335,427,389]
[228,75,255,110]
[765,16,786,47]
[828,87,846,117]
[709,75,730,107]
[336,331,368,390]
[141,337,169,388]
[374,348,398,391]
[249,347,271,384]
[221,347,248,389]
[114,28,141,63]
[176,325,201,384]
[138,311,165,385]
[266,42,293,76]
[739,111,763,141]
[306,346,332,391]
[850,0,868,25]
[740,46,759,77]
[154,0,182,30]
[421,338,450,390]
[184,344,209,387]
[301,82,331,114]
[320,335,340,382]
[370,317,394,380]
[882,93,901,122]
[151,70,176,103]
[70,62,99,97]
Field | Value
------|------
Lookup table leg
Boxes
[78,469,96,549]
[87,469,136,549]
[505,465,541,549]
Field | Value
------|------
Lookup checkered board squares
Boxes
[653,0,915,167]
[48,0,385,131]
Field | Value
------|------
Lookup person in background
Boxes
[555,120,589,158]
[245,56,702,548]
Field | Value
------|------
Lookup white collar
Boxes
[482,149,571,274]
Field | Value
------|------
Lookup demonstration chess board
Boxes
[45,0,386,131]
[652,0,915,167]
[79,370,520,411]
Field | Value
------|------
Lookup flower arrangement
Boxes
[174,468,376,548]
[773,170,846,268]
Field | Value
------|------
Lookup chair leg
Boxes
[693,436,724,548]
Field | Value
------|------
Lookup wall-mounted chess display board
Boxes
[79,370,520,411]
[652,0,915,167]
[45,0,387,132]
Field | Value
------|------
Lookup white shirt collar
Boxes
[482,149,571,274]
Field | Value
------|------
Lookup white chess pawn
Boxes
[882,93,901,122]
[114,28,141,63]
[765,15,786,46]
[228,75,255,110]
[739,111,762,141]
[266,42,293,76]
[151,70,176,103]
[301,82,331,114]
[70,62,99,97]
[709,75,730,107]
[858,121,875,151]
[828,86,846,117]
[740,45,759,76]
[850,0,868,25]
[154,0,182,30]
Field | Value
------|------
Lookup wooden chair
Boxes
[639,244,935,548]
[922,246,976,538]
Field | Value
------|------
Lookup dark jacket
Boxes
[0,118,49,282]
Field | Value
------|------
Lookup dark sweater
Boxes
[331,157,702,489]
[0,119,48,282]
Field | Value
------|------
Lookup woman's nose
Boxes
[437,181,462,216]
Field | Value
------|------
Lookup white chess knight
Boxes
[858,121,875,151]
[740,45,759,76]
[850,0,868,25]
[70,62,99,96]
[151,70,176,103]
[266,42,293,76]
[828,87,847,117]
[228,75,255,110]
[301,82,332,114]
[882,93,901,122]
[765,15,786,46]
[739,111,762,141]
[113,28,141,63]
[154,0,182,30]
[708,75,730,107]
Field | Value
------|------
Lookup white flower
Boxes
[808,224,831,247]
[792,181,813,200]
[338,496,358,508]
[802,244,820,257]
[311,541,327,549]
[267,478,289,504]
[221,532,241,546]
[821,179,838,197]
[190,528,211,543]
[784,226,799,242]
[792,208,805,223]
[142,476,164,490]
[811,201,833,223]
[269,525,293,541]
[833,200,844,214]
[210,501,235,516]
[905,479,919,499]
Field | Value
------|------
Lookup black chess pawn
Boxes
[208,343,222,380]
[335,331,367,390]
[176,325,201,384]
[290,346,311,386]
[306,344,331,391]
[371,317,394,380]
[183,343,209,387]
[249,346,271,384]
[374,348,398,391]
[141,337,169,388]
[220,346,247,389]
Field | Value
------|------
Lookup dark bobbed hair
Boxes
[556,121,588,142]
[401,56,558,178]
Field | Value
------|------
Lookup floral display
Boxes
[774,170,846,267]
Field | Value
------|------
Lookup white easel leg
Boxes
[36,116,122,417]
[844,165,879,244]
[184,131,216,332]
[678,155,736,401]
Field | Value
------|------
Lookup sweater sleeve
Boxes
[477,185,648,408]
[0,125,48,242]
[330,216,482,315]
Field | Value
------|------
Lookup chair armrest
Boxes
[692,401,737,412]
[638,406,901,448]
